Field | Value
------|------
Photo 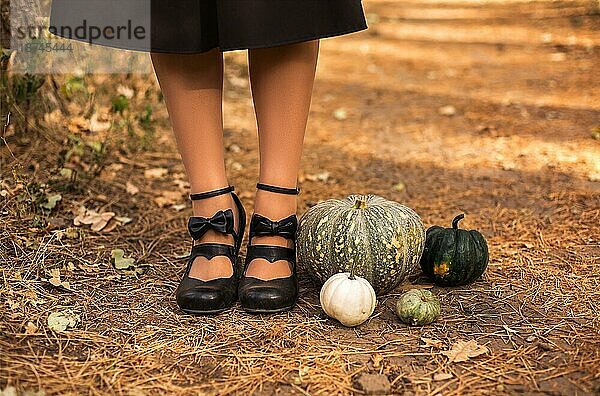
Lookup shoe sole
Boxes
[241,305,295,314]
[181,307,230,315]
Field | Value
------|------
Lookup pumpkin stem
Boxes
[352,199,367,209]
[348,258,358,279]
[452,213,465,229]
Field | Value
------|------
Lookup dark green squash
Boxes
[420,214,488,286]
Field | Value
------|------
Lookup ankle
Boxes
[191,194,235,217]
[254,190,297,220]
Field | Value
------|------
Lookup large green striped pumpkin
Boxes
[297,195,425,294]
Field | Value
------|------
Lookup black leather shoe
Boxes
[176,186,245,315]
[239,183,300,313]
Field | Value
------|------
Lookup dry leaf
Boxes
[126,181,140,195]
[47,268,71,290]
[89,113,111,133]
[24,321,38,335]
[442,340,488,363]
[333,108,347,120]
[502,161,517,171]
[144,167,168,179]
[47,311,79,332]
[64,227,80,239]
[111,249,135,270]
[93,214,130,233]
[305,171,330,182]
[115,216,132,224]
[105,163,123,172]
[60,168,74,179]
[74,209,116,232]
[41,194,61,210]
[48,268,62,286]
[171,203,187,212]
[91,212,115,231]
[433,373,453,381]
[371,353,383,368]
[438,105,457,116]
[23,290,45,306]
[154,191,182,207]
[101,219,119,233]
[420,337,444,349]
[99,163,123,181]
[392,181,406,192]
[48,278,63,287]
[67,116,89,133]
[101,215,131,233]
[117,85,134,99]
[43,109,63,125]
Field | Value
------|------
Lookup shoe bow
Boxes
[188,210,234,240]
[251,214,297,238]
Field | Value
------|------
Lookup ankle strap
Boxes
[256,183,300,195]
[190,185,234,201]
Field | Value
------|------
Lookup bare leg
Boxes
[151,49,238,281]
[246,40,320,279]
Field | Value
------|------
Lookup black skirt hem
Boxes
[49,24,367,55]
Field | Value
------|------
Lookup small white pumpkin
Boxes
[319,272,377,327]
